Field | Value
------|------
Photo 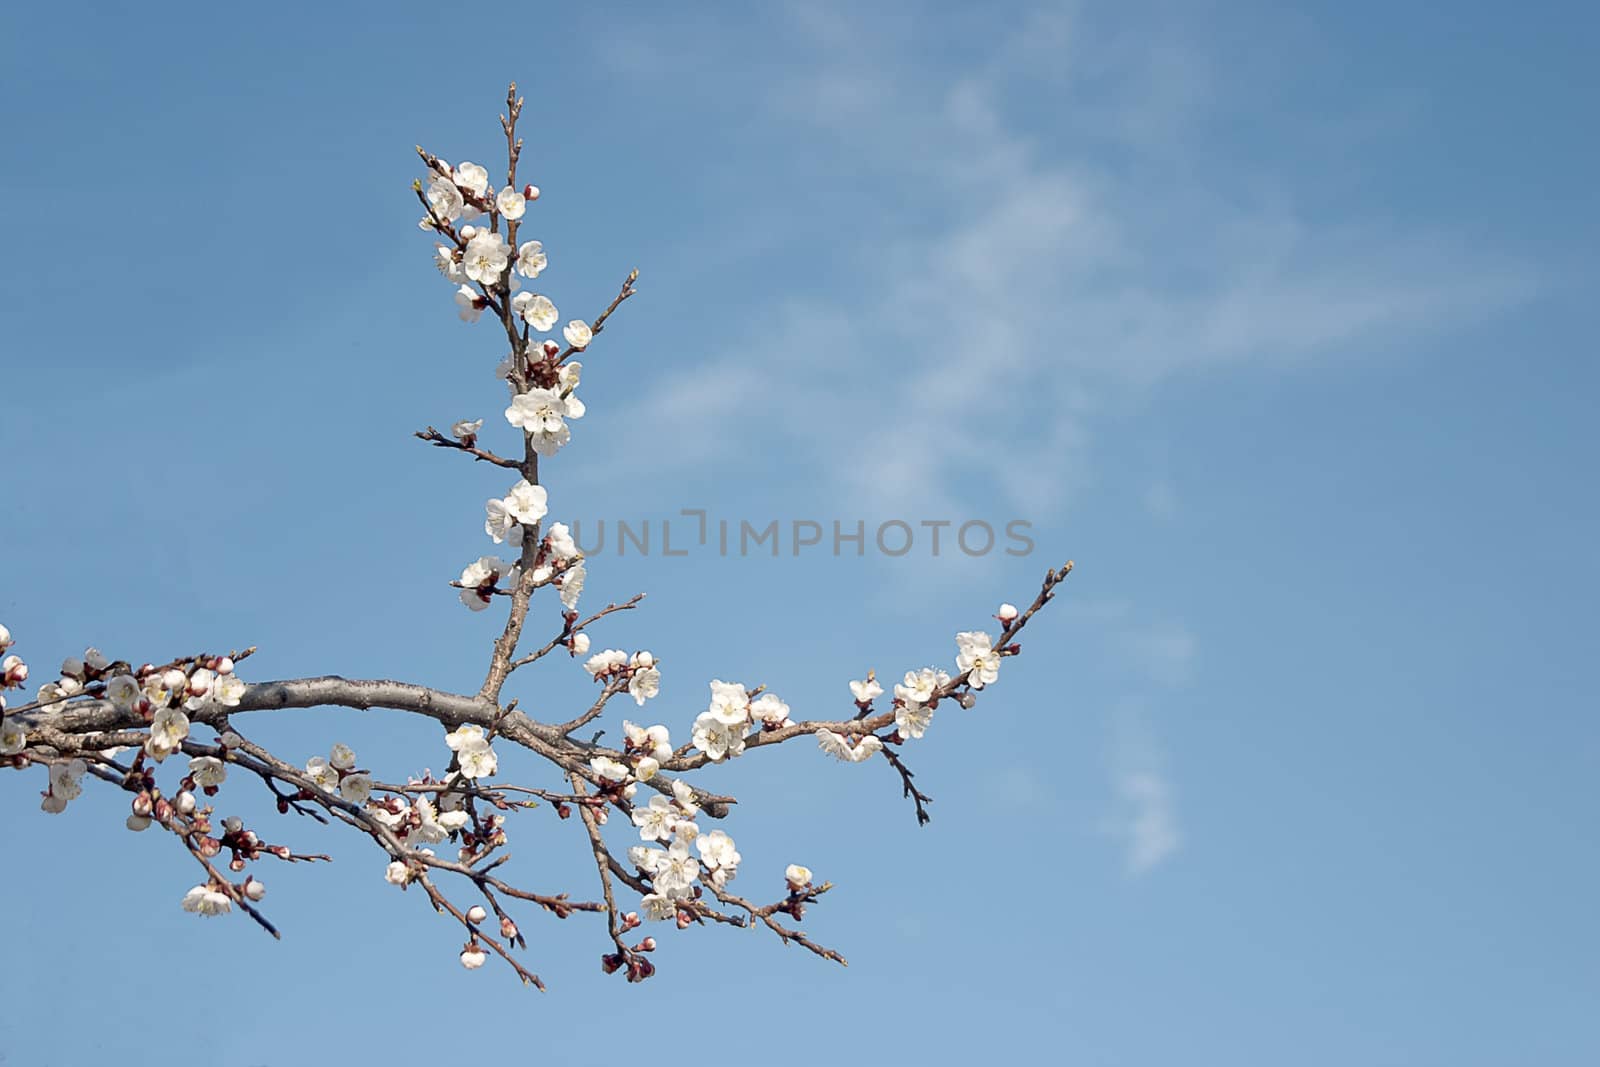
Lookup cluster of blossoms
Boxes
[584,650,661,708]
[305,742,373,803]
[690,680,793,762]
[624,780,746,922]
[444,723,498,780]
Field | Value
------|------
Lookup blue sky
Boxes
[2,1,1597,1063]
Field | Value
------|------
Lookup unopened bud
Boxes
[500,916,518,940]
[244,879,266,902]
[215,656,235,675]
[541,339,561,358]
[639,936,657,952]
[997,602,1019,623]
[175,791,196,815]
[229,857,246,872]
[466,905,488,924]
[523,184,540,201]
[956,692,977,709]
[131,792,153,817]
[126,814,152,832]
[198,837,222,857]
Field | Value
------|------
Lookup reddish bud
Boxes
[198,837,222,858]
[639,936,657,952]
[523,184,540,201]
[500,916,518,940]
[600,952,624,974]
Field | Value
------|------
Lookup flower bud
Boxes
[997,602,1019,623]
[175,791,196,815]
[541,339,561,358]
[466,905,488,924]
[500,916,518,940]
[215,656,235,675]
[198,837,222,857]
[523,184,539,201]
[126,814,152,832]
[244,879,266,902]
[623,911,640,928]
[1,656,28,688]
[460,946,488,970]
[0,624,11,653]
[131,792,153,817]
[229,857,246,872]
[785,864,813,890]
[639,936,657,952]
[957,692,977,710]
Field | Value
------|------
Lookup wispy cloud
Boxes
[594,2,1535,520]
[1106,706,1181,876]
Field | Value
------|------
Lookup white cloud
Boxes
[1106,706,1181,876]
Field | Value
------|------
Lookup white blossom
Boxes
[48,759,85,802]
[559,562,585,610]
[188,755,227,788]
[750,692,791,727]
[515,240,547,278]
[2,655,27,687]
[696,830,740,881]
[502,479,549,523]
[546,522,579,560]
[455,284,485,323]
[653,843,701,899]
[623,721,672,761]
[563,320,592,350]
[955,631,1002,689]
[462,230,510,285]
[785,864,813,890]
[505,387,584,457]
[426,176,464,222]
[385,860,412,886]
[631,795,678,842]
[105,673,141,711]
[640,893,676,921]
[850,675,883,703]
[484,496,523,545]
[590,756,631,784]
[571,632,591,655]
[691,711,745,762]
[459,555,514,611]
[512,292,558,331]
[329,742,357,770]
[707,680,750,727]
[496,184,526,220]
[181,885,232,917]
[451,418,483,439]
[584,649,628,677]
[895,701,933,740]
[894,667,949,706]
[305,756,340,792]
[671,780,700,816]
[147,707,190,761]
[458,744,498,780]
[816,729,883,763]
[629,845,666,873]
[84,648,109,672]
[0,624,10,652]
[629,666,661,706]
[453,161,490,198]
[339,772,374,804]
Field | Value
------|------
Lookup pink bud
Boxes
[639,936,657,952]
[229,857,246,872]
[500,916,518,940]
[676,911,692,930]
[198,837,222,857]
[623,911,640,928]
[523,184,540,201]
[541,339,561,358]
[131,792,154,817]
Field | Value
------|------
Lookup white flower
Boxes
[453,161,490,198]
[496,184,526,220]
[997,602,1019,623]
[623,721,672,761]
[571,632,591,655]
[463,230,510,285]
[816,729,883,763]
[785,864,813,890]
[385,860,412,886]
[426,176,464,222]
[329,742,356,770]
[339,773,374,804]
[0,624,10,652]
[459,555,513,611]
[691,712,745,762]
[706,680,750,727]
[505,387,584,457]
[0,719,26,755]
[895,701,933,740]
[305,756,340,791]
[502,479,549,523]
[631,795,678,842]
[590,756,631,784]
[460,946,488,970]
[629,667,661,706]
[894,667,948,706]
[437,809,470,832]
[629,845,666,873]
[584,649,628,677]
[563,320,592,349]
[850,675,883,703]
[520,292,559,331]
[445,724,488,751]
[484,496,523,545]
[696,830,740,877]
[451,418,483,439]
[671,780,700,816]
[559,563,585,610]
[105,674,141,711]
[546,522,579,560]
[458,744,498,780]
[145,668,185,706]
[181,885,232,917]
[750,692,791,727]
[213,674,246,708]
[653,844,701,898]
[640,893,676,921]
[634,756,660,781]
[434,245,467,284]
[148,707,190,760]
[515,240,547,278]
[48,759,85,801]
[455,285,485,323]
[189,755,227,788]
[955,631,1002,689]
[84,648,109,672]
[60,656,85,680]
